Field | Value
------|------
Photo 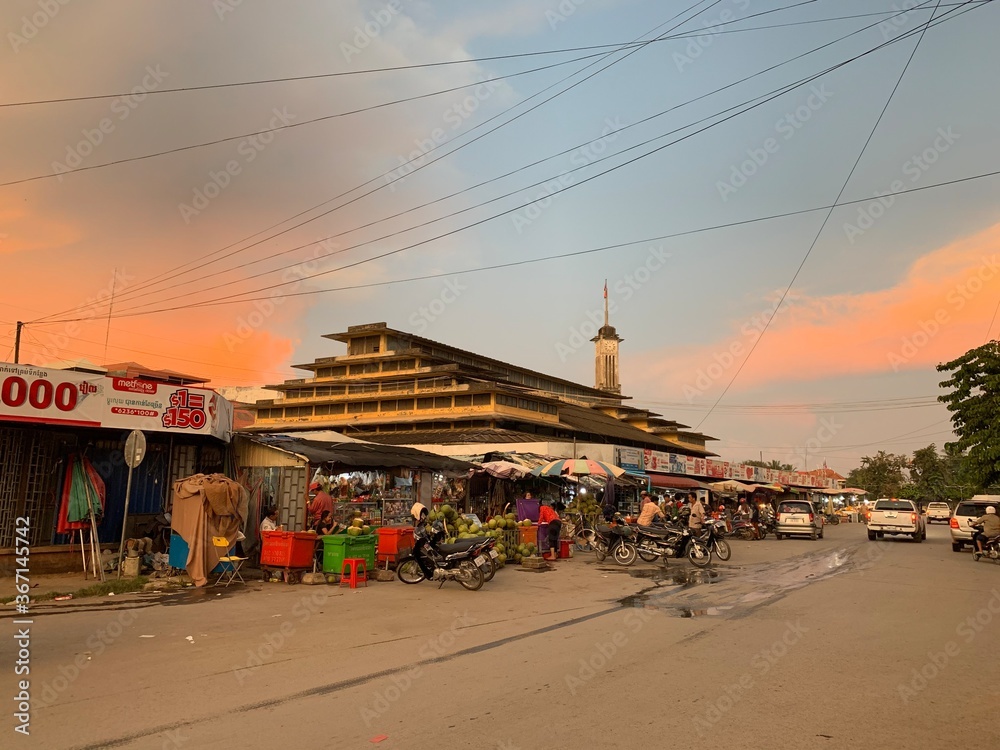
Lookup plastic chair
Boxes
[212,536,248,587]
[339,557,368,589]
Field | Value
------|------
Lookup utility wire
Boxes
[0,51,611,189]
[80,0,933,315]
[693,0,953,432]
[3,3,984,109]
[35,0,733,320]
[37,165,1000,323]
[102,4,980,320]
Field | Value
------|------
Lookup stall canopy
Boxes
[648,475,716,491]
[250,435,475,475]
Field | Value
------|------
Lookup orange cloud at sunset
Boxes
[631,222,1000,400]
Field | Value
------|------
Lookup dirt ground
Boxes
[4,522,999,749]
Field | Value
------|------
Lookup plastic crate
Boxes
[322,533,376,573]
[377,526,414,555]
[261,531,317,568]
[518,524,538,547]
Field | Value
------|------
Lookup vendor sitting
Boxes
[313,510,336,536]
[260,507,282,534]
[538,500,563,561]
[411,502,429,527]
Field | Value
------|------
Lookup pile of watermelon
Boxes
[345,512,373,536]
[425,506,537,565]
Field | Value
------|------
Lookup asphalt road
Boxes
[6,521,1000,750]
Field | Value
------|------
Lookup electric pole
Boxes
[14,321,23,364]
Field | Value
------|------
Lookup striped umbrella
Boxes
[531,458,627,478]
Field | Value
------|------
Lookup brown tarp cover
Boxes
[170,474,248,587]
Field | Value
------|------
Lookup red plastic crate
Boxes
[261,531,317,568]
[377,526,415,555]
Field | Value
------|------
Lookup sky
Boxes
[2,0,999,476]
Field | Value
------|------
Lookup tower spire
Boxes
[591,282,622,394]
[603,279,608,327]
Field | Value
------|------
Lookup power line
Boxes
[77,0,931,317]
[693,0,958,432]
[0,51,612,189]
[37,164,1000,323]
[99,2,979,320]
[36,0,735,322]
[6,3,985,109]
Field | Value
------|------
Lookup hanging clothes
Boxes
[57,455,105,534]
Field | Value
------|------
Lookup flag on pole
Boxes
[604,280,608,299]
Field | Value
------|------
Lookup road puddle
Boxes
[618,548,853,617]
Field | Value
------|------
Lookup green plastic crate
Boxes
[321,534,376,573]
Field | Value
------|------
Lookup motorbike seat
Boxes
[638,525,673,537]
[437,538,484,555]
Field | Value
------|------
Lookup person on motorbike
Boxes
[410,502,428,528]
[637,492,665,527]
[735,498,751,520]
[688,492,706,532]
[972,505,1000,553]
[749,499,762,539]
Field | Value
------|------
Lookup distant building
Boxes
[243,320,718,459]
[803,465,846,489]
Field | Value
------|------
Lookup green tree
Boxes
[909,444,949,501]
[846,451,910,499]
[743,459,796,471]
[938,342,1000,489]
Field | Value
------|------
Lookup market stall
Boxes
[235,435,475,578]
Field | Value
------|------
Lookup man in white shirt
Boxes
[260,508,281,534]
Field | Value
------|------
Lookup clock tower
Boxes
[591,281,622,394]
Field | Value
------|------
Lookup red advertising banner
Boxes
[0,363,232,441]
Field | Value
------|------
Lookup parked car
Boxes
[867,498,925,542]
[950,496,1000,552]
[925,501,951,523]
[774,499,823,540]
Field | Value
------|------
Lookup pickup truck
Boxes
[867,498,925,542]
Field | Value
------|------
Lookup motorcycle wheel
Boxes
[736,528,754,541]
[687,540,712,568]
[613,542,637,566]
[457,560,485,591]
[397,557,425,584]
[594,541,607,562]
[481,554,496,582]
[638,546,659,563]
[713,539,732,561]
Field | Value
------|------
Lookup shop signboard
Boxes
[0,362,233,441]
[616,446,643,473]
[706,459,725,478]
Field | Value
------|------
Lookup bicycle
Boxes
[566,511,597,551]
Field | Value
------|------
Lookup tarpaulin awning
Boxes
[250,435,476,475]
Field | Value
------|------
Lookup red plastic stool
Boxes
[340,558,368,588]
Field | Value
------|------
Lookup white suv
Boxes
[950,497,1000,552]
[926,502,951,523]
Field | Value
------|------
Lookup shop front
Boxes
[0,362,233,573]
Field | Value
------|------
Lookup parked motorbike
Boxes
[396,522,486,590]
[703,519,731,561]
[970,523,1000,564]
[631,519,713,568]
[475,536,499,581]
[593,515,637,566]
